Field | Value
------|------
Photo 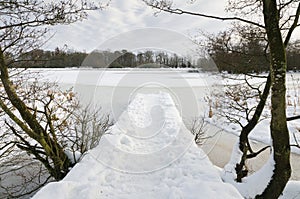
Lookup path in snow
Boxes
[33,92,242,199]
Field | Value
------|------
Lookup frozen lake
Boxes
[34,68,300,180]
[36,68,222,123]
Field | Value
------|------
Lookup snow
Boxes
[221,141,275,198]
[33,92,242,199]
[64,150,82,164]
[29,69,300,198]
[28,68,212,87]
[281,181,300,198]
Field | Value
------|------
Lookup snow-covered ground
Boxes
[33,92,242,199]
[31,68,300,198]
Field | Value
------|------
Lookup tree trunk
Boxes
[256,0,291,198]
[0,48,71,180]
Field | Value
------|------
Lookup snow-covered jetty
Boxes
[33,92,242,199]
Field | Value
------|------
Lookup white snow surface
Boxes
[30,69,300,198]
[33,92,242,199]
[221,141,275,198]
[29,68,211,87]
[221,141,300,199]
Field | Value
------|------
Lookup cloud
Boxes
[45,0,229,52]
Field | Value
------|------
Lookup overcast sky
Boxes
[45,0,231,52]
[45,0,300,53]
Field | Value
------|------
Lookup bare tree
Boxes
[66,105,113,160]
[0,0,108,196]
[188,117,208,145]
[212,73,272,181]
[0,79,113,197]
[204,26,274,182]
[0,0,107,180]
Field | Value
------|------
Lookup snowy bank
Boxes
[33,92,242,199]
[222,142,300,199]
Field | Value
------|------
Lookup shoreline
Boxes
[201,124,300,180]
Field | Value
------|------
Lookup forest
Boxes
[13,38,300,73]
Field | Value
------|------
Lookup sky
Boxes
[44,0,300,53]
[45,0,230,52]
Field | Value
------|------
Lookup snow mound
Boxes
[33,92,242,199]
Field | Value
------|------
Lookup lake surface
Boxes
[37,68,223,124]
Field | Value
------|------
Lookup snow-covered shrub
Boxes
[188,117,208,145]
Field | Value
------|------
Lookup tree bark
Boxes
[256,0,291,198]
[0,48,71,180]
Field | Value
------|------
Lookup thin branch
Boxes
[290,144,300,149]
[287,115,300,121]
[144,2,265,28]
[284,2,300,46]
[293,131,300,146]
[246,145,271,159]
[278,0,295,12]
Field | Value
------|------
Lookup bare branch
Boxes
[246,145,271,159]
[284,2,300,46]
[143,1,265,28]
[287,115,300,121]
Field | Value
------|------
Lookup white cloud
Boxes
[44,0,230,52]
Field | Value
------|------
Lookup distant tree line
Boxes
[87,50,194,68]
[13,47,87,68]
[11,39,300,72]
[12,48,197,68]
